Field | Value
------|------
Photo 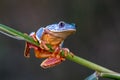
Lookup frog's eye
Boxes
[58,21,65,28]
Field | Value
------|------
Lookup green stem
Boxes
[0,24,39,46]
[100,73,120,79]
[0,24,120,79]
[65,53,115,73]
[65,53,120,79]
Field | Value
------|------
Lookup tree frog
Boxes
[24,21,76,69]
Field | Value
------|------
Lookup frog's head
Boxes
[46,21,76,39]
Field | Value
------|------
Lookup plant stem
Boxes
[64,53,120,79]
[100,73,120,79]
[65,53,115,73]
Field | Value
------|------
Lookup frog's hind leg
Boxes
[40,47,65,69]
[34,49,51,58]
[24,42,30,58]
[40,57,65,69]
[24,32,38,58]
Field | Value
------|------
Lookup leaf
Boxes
[85,72,98,80]
[0,24,39,46]
[0,24,25,40]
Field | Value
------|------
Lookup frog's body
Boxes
[24,21,76,68]
[41,31,63,48]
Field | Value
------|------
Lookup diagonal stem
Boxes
[65,53,115,73]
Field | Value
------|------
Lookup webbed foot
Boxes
[61,48,74,57]
[40,57,65,69]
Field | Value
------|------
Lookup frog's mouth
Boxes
[45,29,76,39]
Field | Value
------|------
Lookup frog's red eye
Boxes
[58,21,65,28]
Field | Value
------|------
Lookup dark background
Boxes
[0,0,120,80]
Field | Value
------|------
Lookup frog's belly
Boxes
[34,48,52,58]
[41,34,63,46]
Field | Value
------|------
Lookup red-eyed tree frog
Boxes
[24,21,76,68]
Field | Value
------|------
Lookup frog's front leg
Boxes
[24,32,51,58]
[39,40,50,50]
[52,47,72,58]
[61,48,74,57]
[35,27,50,51]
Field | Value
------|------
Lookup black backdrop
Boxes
[0,0,120,80]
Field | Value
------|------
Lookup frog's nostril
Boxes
[71,23,75,26]
[58,21,65,28]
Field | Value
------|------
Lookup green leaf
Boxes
[85,72,98,80]
[0,24,25,40]
[0,24,39,46]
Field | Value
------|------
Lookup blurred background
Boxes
[0,0,120,80]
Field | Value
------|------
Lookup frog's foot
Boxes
[29,32,38,41]
[39,40,50,51]
[29,32,50,51]
[40,57,65,69]
[61,48,69,57]
[61,48,74,57]
[50,47,60,57]
[24,42,30,58]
